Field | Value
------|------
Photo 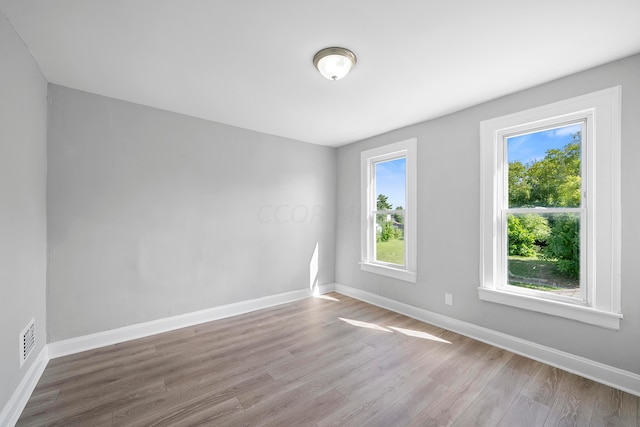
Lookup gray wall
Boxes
[47,85,336,341]
[336,54,640,375]
[0,11,48,414]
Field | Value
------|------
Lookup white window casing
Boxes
[361,138,417,283]
[479,87,622,329]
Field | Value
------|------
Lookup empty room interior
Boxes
[2,1,640,426]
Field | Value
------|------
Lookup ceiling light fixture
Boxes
[313,47,357,81]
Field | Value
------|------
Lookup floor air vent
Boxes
[20,319,35,368]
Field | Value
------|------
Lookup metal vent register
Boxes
[20,319,35,367]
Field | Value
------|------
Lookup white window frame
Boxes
[479,87,622,330]
[361,138,417,283]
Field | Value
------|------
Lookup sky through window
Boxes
[507,123,581,164]
[375,158,406,209]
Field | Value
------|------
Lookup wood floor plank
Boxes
[589,382,638,427]
[222,381,324,426]
[34,361,117,396]
[496,394,552,427]
[112,372,271,426]
[235,374,301,412]
[544,372,598,426]
[254,388,348,427]
[333,362,407,404]
[16,390,59,420]
[407,413,445,427]
[20,410,113,427]
[18,377,165,426]
[117,394,244,427]
[163,397,244,427]
[419,345,514,425]
[291,359,360,398]
[16,292,639,426]
[321,348,446,426]
[360,376,448,427]
[316,374,409,427]
[522,364,565,407]
[450,366,532,426]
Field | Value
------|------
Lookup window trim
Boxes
[361,138,417,283]
[479,87,622,329]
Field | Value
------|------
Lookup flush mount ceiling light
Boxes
[313,47,357,81]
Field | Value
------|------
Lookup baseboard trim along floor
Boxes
[0,346,48,427]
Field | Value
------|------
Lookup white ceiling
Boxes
[2,1,639,147]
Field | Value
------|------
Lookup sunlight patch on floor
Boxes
[314,294,340,301]
[338,317,452,343]
[387,326,451,343]
[338,317,392,332]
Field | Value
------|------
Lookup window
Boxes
[480,87,622,329]
[361,138,417,282]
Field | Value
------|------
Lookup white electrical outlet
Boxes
[445,293,453,306]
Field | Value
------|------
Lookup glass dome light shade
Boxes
[313,47,357,81]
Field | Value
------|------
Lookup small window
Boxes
[480,87,622,329]
[361,139,417,282]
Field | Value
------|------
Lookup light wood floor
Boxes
[17,292,639,426]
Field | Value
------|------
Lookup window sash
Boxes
[371,210,406,266]
[495,117,590,305]
[369,159,407,266]
[497,209,587,304]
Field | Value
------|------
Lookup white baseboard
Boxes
[0,346,49,427]
[317,283,336,294]
[49,284,334,359]
[334,283,640,397]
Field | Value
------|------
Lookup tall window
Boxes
[361,139,417,282]
[480,87,621,329]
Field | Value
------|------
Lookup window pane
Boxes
[374,157,406,266]
[507,213,580,297]
[376,212,405,265]
[507,123,582,208]
[375,158,406,210]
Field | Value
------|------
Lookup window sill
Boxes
[478,287,622,330]
[361,262,416,283]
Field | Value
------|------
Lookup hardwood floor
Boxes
[17,293,639,426]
